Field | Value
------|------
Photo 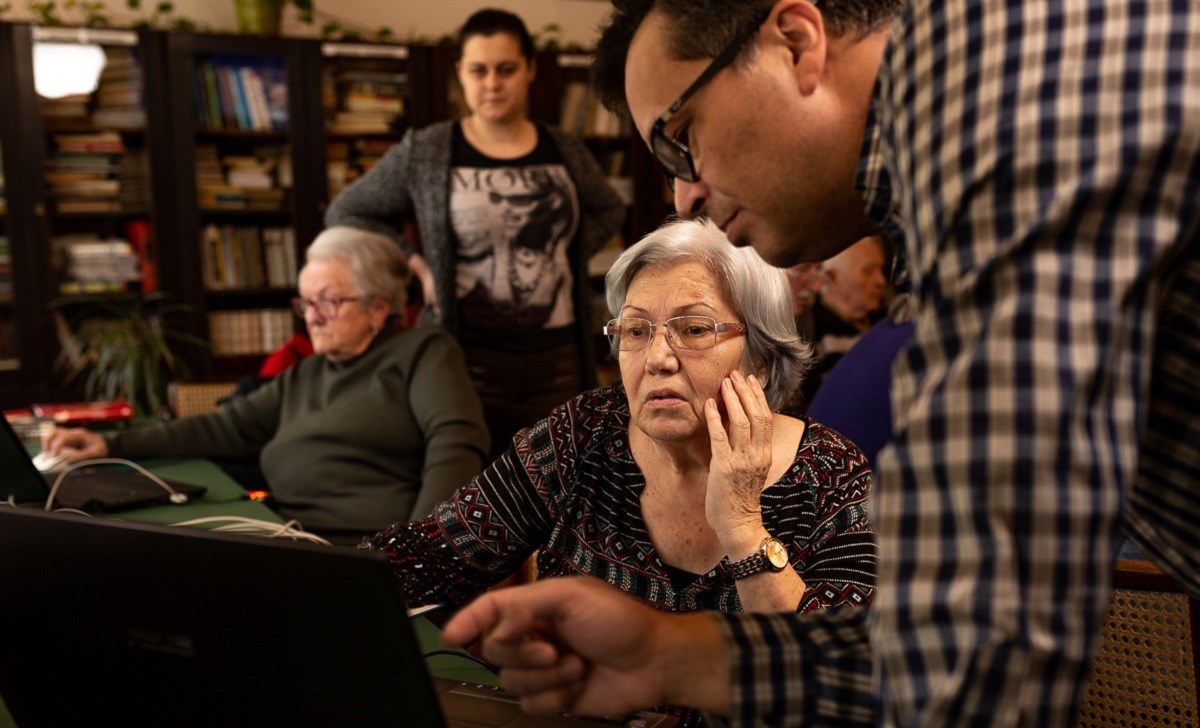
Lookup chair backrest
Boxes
[169,381,238,419]
[1074,559,1200,727]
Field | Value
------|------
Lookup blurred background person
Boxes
[794,235,889,409]
[783,261,824,343]
[42,227,489,545]
[325,8,624,459]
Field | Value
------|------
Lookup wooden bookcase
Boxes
[0,24,671,404]
[0,23,176,407]
[159,31,322,377]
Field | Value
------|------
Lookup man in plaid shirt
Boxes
[443,1,1200,725]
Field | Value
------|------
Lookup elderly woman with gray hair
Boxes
[370,218,876,622]
[43,227,490,544]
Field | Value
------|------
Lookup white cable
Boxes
[170,515,332,546]
[44,457,184,512]
[33,468,332,545]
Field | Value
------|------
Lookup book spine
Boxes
[200,63,223,131]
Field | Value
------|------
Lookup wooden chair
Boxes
[1074,559,1200,727]
[168,381,238,419]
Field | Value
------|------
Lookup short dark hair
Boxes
[458,8,536,61]
[592,0,904,115]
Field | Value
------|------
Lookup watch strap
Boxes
[727,537,787,581]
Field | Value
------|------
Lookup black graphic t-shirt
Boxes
[449,123,580,351]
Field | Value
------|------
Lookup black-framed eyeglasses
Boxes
[604,316,747,352]
[291,296,362,319]
[649,8,773,187]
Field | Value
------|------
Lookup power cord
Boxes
[170,515,332,546]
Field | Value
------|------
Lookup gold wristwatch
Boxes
[728,537,789,580]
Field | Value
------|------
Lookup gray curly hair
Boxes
[604,217,811,410]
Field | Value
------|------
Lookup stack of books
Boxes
[117,147,151,211]
[326,68,408,135]
[53,233,141,294]
[44,132,126,213]
[38,93,90,123]
[91,47,145,130]
[196,145,289,211]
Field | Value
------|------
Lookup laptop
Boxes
[0,508,677,727]
[0,415,206,512]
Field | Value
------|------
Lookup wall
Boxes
[1,0,612,48]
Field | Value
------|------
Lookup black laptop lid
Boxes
[0,416,55,505]
[0,508,445,727]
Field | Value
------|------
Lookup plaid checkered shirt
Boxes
[712,0,1200,725]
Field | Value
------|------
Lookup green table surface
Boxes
[0,457,495,727]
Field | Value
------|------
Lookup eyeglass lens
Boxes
[606,316,723,351]
[292,297,344,319]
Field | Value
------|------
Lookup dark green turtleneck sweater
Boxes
[107,326,489,532]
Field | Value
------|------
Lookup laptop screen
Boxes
[0,508,444,726]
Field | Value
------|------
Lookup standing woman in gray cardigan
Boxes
[325,8,625,457]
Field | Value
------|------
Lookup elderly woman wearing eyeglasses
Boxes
[371,217,875,629]
[41,227,489,544]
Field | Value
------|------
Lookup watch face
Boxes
[764,538,789,569]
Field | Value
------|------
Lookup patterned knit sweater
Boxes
[370,385,876,614]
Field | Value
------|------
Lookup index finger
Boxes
[443,586,565,670]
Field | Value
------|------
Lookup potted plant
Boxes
[53,292,205,417]
[233,0,313,35]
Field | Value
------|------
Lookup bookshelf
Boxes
[161,32,322,374]
[319,41,434,206]
[0,23,179,405]
[28,27,170,300]
[0,25,672,404]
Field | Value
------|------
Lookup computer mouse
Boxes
[32,450,72,473]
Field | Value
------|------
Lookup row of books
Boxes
[43,132,150,214]
[199,224,297,290]
[208,308,293,357]
[559,81,631,138]
[193,57,289,133]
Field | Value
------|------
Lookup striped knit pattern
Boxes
[371,384,876,616]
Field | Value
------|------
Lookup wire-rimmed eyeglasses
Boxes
[649,8,773,187]
[604,316,747,352]
[291,296,362,319]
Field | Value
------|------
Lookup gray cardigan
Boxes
[325,120,626,387]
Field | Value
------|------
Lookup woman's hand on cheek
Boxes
[703,372,773,550]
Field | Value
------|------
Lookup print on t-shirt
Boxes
[450,163,579,330]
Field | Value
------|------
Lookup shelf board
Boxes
[49,208,152,220]
[199,208,292,220]
[195,129,289,140]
